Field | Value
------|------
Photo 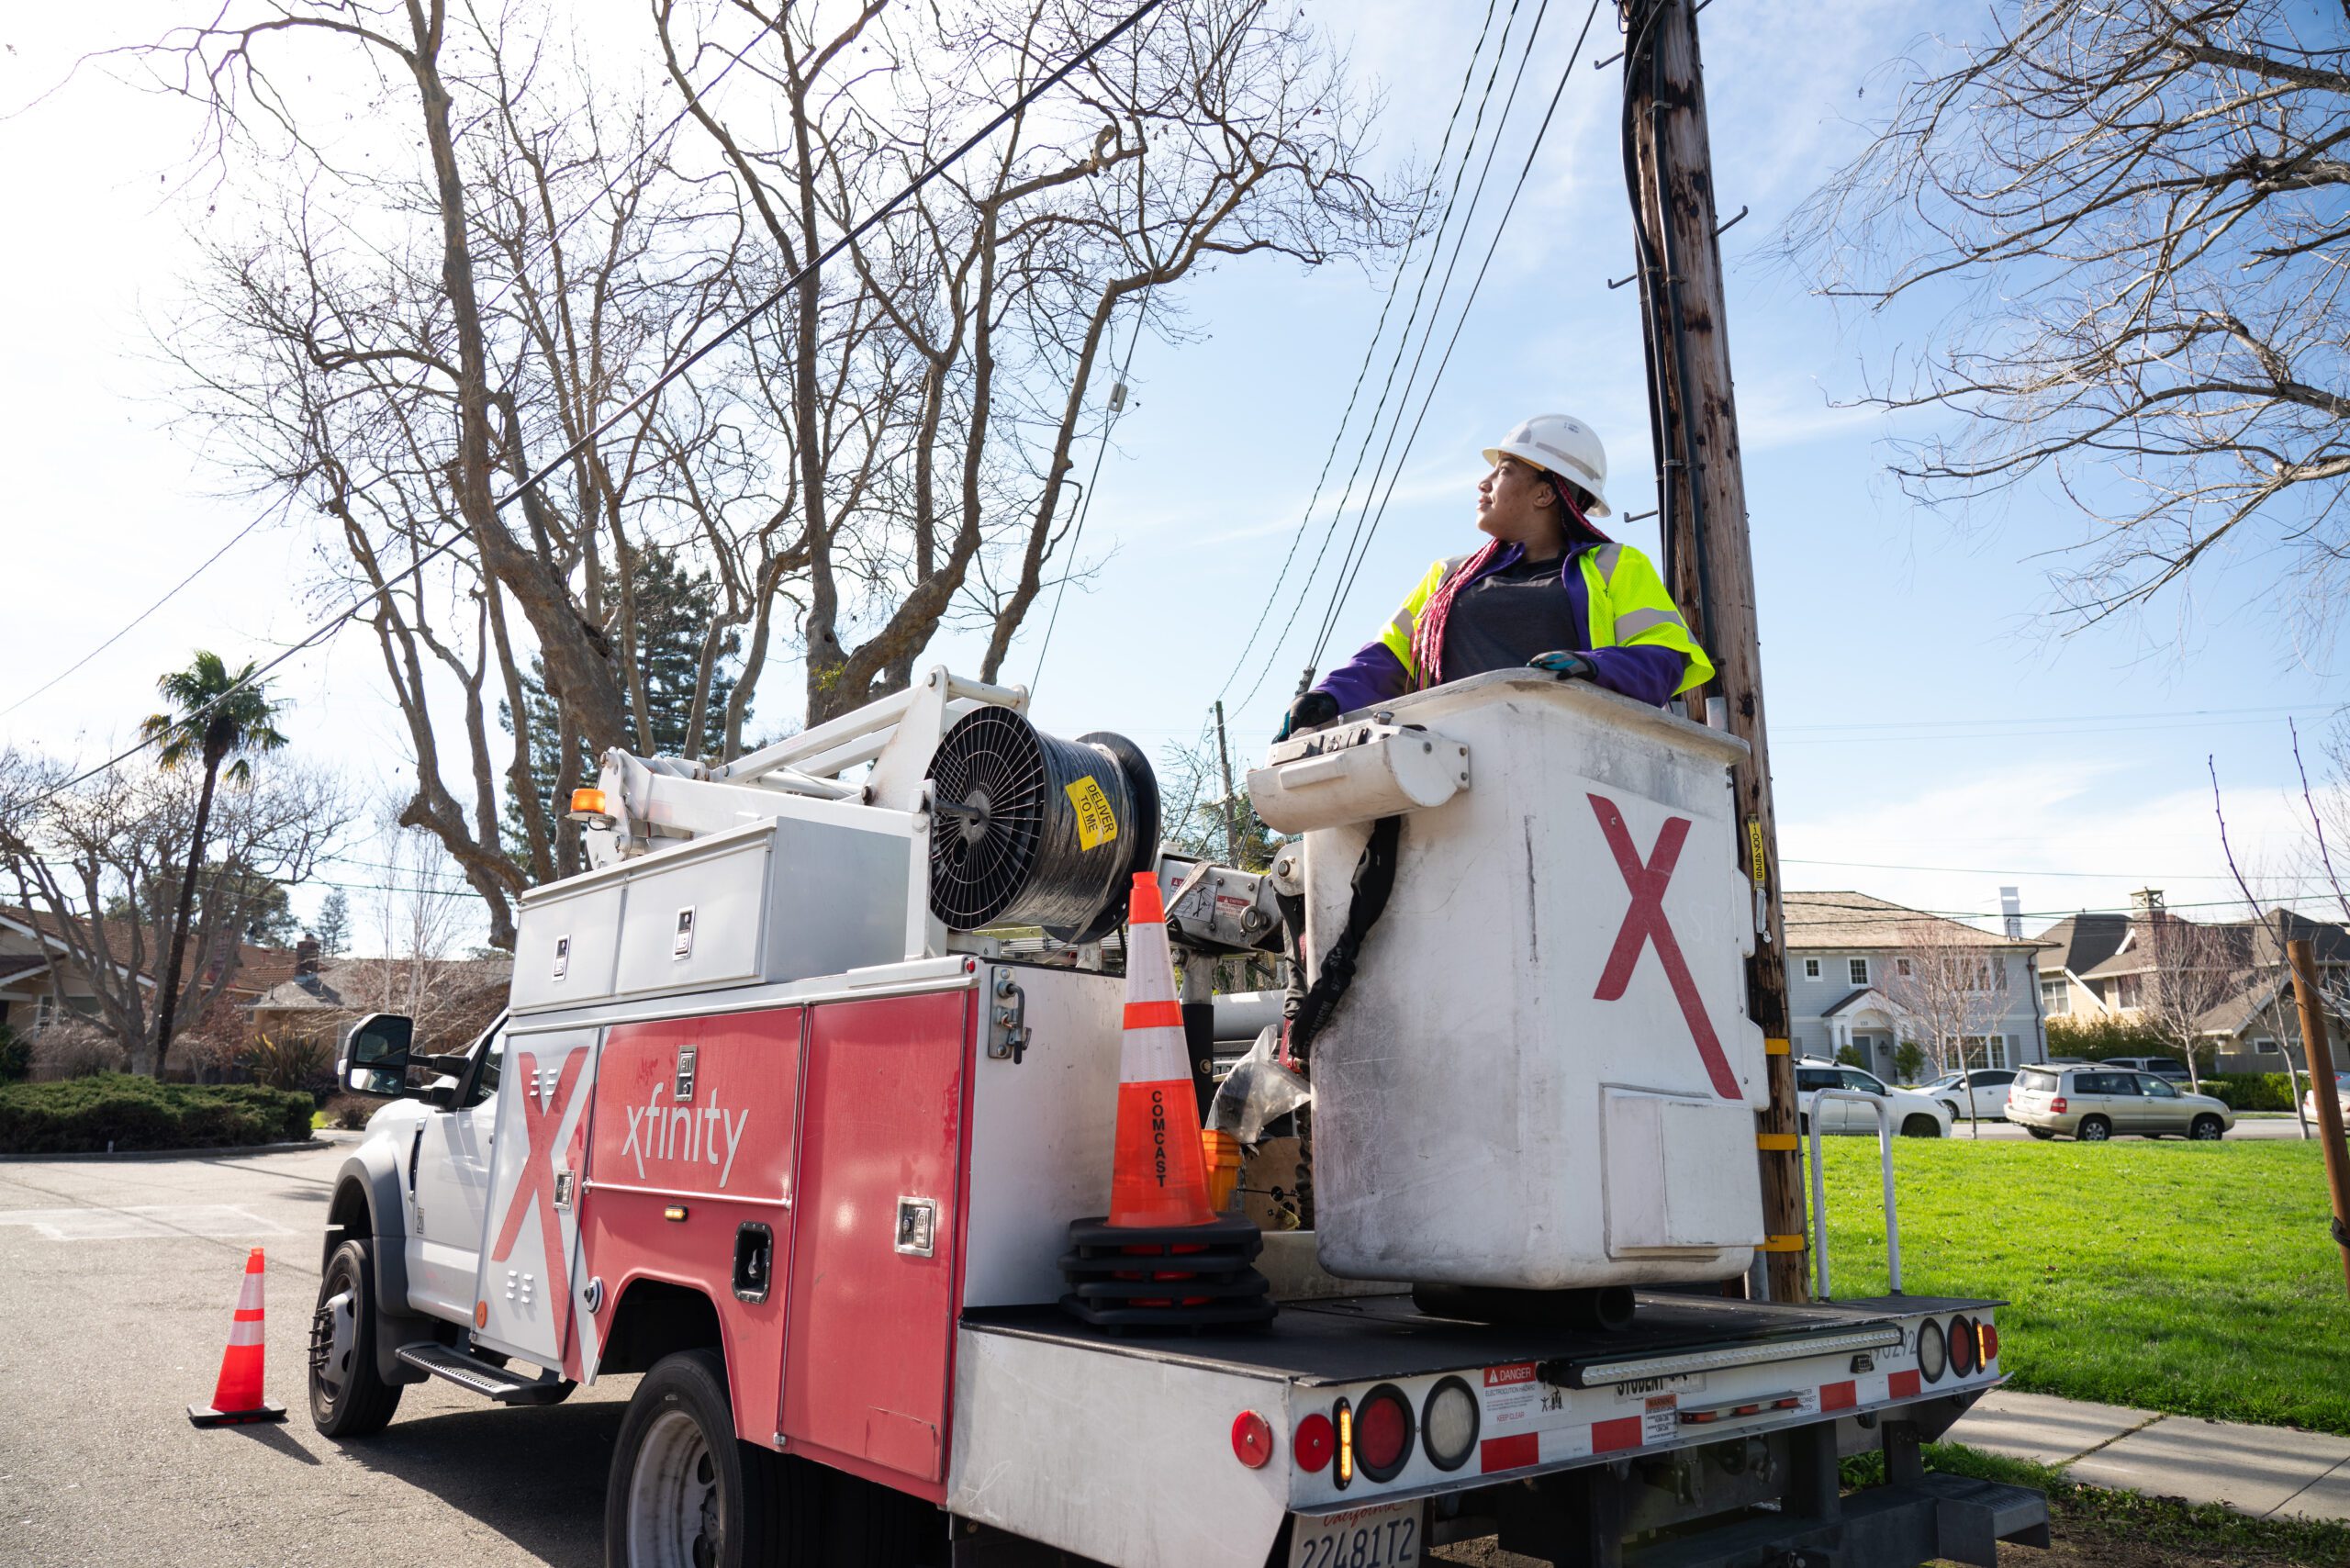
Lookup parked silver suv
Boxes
[2007,1065,2234,1142]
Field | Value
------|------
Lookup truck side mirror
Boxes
[341,1013,415,1097]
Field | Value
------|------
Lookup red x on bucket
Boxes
[1588,793,1742,1100]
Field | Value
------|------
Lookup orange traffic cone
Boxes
[1108,872,1218,1228]
[188,1247,287,1427]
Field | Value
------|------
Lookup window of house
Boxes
[2040,975,2069,1015]
[2255,1038,2283,1055]
[33,994,58,1029]
[1896,958,1913,978]
[2114,973,2144,1009]
[1804,958,1821,980]
[1849,958,1870,987]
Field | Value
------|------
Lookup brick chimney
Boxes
[296,935,321,977]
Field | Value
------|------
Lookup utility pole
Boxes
[1623,0,1807,1299]
[2287,938,2350,1298]
[1213,700,1243,868]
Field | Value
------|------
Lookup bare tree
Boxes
[114,0,1416,937]
[0,752,348,1077]
[1789,3,2350,640]
[2138,912,2246,1092]
[1885,920,2014,1099]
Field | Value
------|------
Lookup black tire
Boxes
[1940,1101,1963,1123]
[308,1238,403,1439]
[2190,1114,2226,1141]
[2077,1116,2111,1143]
[2027,1127,2055,1141]
[1902,1114,1942,1138]
[606,1348,822,1568]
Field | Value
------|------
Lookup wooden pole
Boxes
[1213,700,1243,868]
[2286,938,2350,1298]
[1625,0,1806,1299]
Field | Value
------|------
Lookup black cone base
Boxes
[1058,1214,1276,1331]
[187,1399,287,1428]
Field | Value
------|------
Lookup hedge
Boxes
[0,1074,315,1155]
[2197,1073,2302,1113]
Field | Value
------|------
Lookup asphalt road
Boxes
[0,1123,2323,1568]
[0,1137,629,1568]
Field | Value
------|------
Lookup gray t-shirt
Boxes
[1440,553,1580,680]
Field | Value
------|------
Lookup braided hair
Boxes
[1406,472,1603,691]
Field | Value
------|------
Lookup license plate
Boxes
[1287,1499,1424,1568]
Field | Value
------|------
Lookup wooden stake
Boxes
[1624,0,1805,1299]
[2287,938,2350,1298]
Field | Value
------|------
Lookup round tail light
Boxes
[1293,1412,1336,1473]
[1918,1316,1948,1383]
[1421,1376,1479,1472]
[1231,1410,1274,1469]
[1948,1315,1977,1377]
[1354,1383,1416,1483]
[1981,1321,2000,1364]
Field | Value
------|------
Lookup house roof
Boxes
[1784,891,2027,952]
[0,905,296,999]
[248,956,514,1015]
[1819,985,1909,1020]
[2032,912,2132,978]
[0,955,50,988]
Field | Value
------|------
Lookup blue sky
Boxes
[1,0,2342,945]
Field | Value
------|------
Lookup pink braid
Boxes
[1407,538,1505,691]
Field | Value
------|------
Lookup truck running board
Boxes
[394,1341,573,1406]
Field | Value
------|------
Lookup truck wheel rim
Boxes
[308,1285,356,1402]
[628,1408,722,1568]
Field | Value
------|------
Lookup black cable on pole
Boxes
[13,0,1175,812]
[1030,291,1153,691]
[1211,0,1511,710]
[1306,0,1604,671]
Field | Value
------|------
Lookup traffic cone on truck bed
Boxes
[187,1248,287,1427]
[1058,873,1275,1331]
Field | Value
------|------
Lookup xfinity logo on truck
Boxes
[622,1081,751,1186]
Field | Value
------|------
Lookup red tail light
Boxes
[1949,1316,1978,1377]
[2050,1096,2067,1114]
[1981,1322,1999,1363]
[1294,1412,1335,1473]
[1353,1384,1416,1483]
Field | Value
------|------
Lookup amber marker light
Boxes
[568,788,610,820]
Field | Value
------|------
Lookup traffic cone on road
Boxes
[1108,871,1217,1228]
[187,1247,287,1427]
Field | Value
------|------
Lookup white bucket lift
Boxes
[1249,670,1766,1292]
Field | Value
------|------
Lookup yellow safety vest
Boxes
[1374,542,1715,696]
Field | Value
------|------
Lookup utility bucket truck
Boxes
[312,666,2046,1568]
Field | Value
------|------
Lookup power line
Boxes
[1030,292,1154,690]
[1784,856,2350,884]
[0,30,776,723]
[1210,0,1512,710]
[1237,0,1544,711]
[13,0,1176,815]
[1309,0,1606,667]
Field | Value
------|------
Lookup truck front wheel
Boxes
[607,1349,821,1568]
[308,1238,402,1438]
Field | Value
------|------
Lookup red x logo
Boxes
[488,1049,588,1345]
[1588,793,1742,1101]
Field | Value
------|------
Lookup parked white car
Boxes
[1916,1068,2019,1123]
[2304,1070,2350,1126]
[1795,1061,1955,1138]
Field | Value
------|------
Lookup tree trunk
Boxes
[151,753,221,1078]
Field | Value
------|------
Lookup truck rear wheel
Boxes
[308,1238,402,1438]
[608,1349,821,1568]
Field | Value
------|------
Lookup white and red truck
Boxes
[309,666,2047,1568]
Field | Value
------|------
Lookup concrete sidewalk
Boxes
[1950,1389,2350,1523]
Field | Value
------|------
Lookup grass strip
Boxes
[1814,1137,2350,1434]
[1842,1441,2350,1566]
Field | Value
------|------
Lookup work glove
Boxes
[1274,689,1340,743]
[1528,650,1596,681]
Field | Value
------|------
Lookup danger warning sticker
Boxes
[1065,777,1120,851]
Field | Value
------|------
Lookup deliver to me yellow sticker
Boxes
[1064,776,1119,851]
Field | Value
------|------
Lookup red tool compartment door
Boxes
[781,990,971,1495]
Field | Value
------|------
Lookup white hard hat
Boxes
[1483,413,1611,517]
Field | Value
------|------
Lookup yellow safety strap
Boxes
[1758,1235,1808,1253]
[1755,1133,1798,1151]
[1764,1037,1791,1057]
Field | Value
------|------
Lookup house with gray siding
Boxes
[1782,891,2048,1081]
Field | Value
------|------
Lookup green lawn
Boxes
[1813,1137,2350,1435]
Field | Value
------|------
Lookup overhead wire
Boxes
[0,27,777,722]
[1235,0,1541,711]
[1211,0,1515,711]
[1029,291,1154,690]
[10,0,1177,814]
[1308,0,1607,669]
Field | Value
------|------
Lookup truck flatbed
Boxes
[963,1290,1971,1391]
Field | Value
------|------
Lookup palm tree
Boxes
[140,653,287,1075]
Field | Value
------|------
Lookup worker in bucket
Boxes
[1277,414,1713,739]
